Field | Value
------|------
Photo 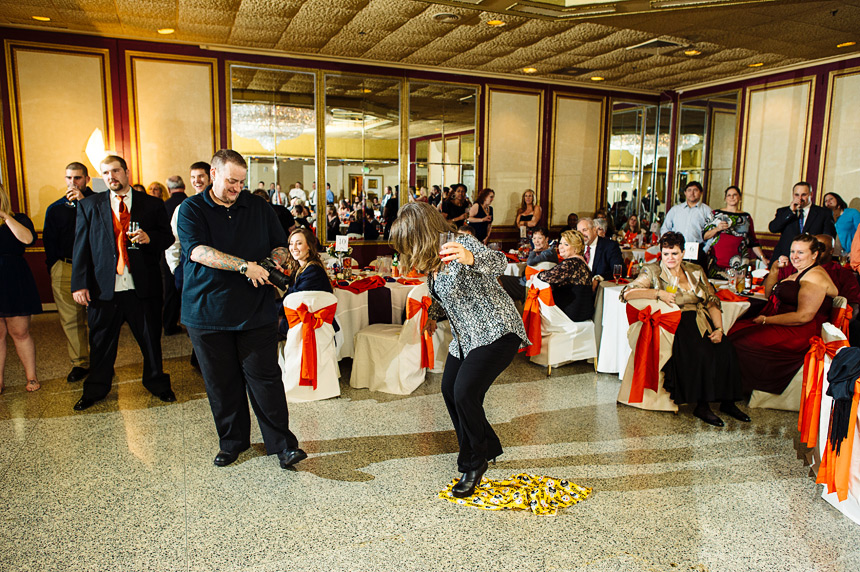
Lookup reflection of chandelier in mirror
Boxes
[231,103,316,151]
[610,133,673,156]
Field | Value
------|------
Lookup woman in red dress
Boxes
[728,234,838,393]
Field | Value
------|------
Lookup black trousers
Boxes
[160,258,181,333]
[83,290,171,400]
[441,333,520,472]
[187,324,298,455]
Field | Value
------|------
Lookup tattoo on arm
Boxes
[270,247,289,266]
[190,245,245,271]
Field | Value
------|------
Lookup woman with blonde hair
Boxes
[0,183,42,393]
[514,189,542,238]
[390,202,529,498]
[147,181,168,201]
[535,229,595,321]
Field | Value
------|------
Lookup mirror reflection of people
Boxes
[622,232,748,427]
[441,184,469,228]
[390,202,529,498]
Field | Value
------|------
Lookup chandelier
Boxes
[231,102,316,151]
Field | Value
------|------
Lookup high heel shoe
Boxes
[451,460,488,498]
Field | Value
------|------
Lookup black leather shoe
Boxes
[156,389,176,403]
[693,406,724,427]
[214,450,240,467]
[277,448,308,469]
[452,460,489,498]
[720,402,751,422]
[67,367,89,383]
[73,397,100,411]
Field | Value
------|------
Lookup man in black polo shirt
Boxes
[177,149,305,469]
[43,161,94,383]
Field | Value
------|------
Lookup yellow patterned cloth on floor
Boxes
[438,473,592,516]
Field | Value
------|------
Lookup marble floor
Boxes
[1,313,859,572]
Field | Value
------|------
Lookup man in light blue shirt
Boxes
[661,181,712,266]
[325,182,335,205]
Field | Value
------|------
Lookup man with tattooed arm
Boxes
[176,149,306,469]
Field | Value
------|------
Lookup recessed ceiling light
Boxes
[522,67,538,74]
[486,19,506,27]
[837,41,856,48]
[362,88,372,93]
[157,28,175,35]
[590,76,605,81]
[684,49,701,56]
[32,16,50,22]
[748,62,764,67]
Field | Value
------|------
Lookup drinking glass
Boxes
[613,264,623,283]
[127,222,140,250]
[64,186,78,208]
[665,275,678,293]
[439,232,455,275]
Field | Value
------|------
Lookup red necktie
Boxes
[584,245,591,264]
[113,197,130,274]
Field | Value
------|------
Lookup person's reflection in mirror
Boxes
[382,194,399,240]
[326,204,340,239]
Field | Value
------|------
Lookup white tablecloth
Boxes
[334,279,424,360]
[593,281,750,379]
[505,262,527,276]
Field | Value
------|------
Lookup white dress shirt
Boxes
[110,190,136,292]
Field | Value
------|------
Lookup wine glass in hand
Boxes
[439,232,455,275]
[127,222,140,250]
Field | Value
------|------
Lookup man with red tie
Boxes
[71,155,175,410]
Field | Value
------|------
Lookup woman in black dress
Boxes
[467,188,494,244]
[0,184,42,393]
[514,189,542,240]
[620,232,748,426]
[535,230,594,321]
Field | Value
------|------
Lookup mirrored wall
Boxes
[607,101,671,228]
[676,91,739,205]
[230,64,317,232]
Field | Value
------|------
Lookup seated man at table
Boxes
[499,227,558,302]
[577,217,624,285]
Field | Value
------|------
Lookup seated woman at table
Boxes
[622,215,655,245]
[285,228,332,295]
[728,233,838,394]
[325,204,340,238]
[535,229,594,322]
[499,227,558,302]
[702,185,768,278]
[338,200,352,223]
[362,207,381,240]
[621,231,749,427]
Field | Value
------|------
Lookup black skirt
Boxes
[662,311,742,404]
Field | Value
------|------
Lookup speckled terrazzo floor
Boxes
[2,314,860,572]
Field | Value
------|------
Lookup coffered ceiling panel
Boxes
[3,0,859,92]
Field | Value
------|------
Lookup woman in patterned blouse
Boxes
[391,202,530,498]
[536,230,594,322]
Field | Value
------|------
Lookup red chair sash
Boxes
[799,337,849,448]
[521,285,555,357]
[624,304,682,403]
[284,302,337,389]
[831,305,854,337]
[525,266,541,280]
[817,378,860,502]
[643,249,659,262]
[406,296,434,369]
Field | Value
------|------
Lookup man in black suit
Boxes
[577,217,624,282]
[768,181,836,263]
[71,155,176,410]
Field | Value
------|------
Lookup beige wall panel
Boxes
[132,59,215,187]
[486,90,541,226]
[742,83,810,225]
[708,110,736,199]
[444,137,460,188]
[14,49,108,230]
[550,97,603,227]
[822,72,860,197]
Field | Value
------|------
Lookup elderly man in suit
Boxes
[768,181,836,263]
[71,155,176,410]
[577,217,624,283]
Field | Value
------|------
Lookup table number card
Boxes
[335,235,349,252]
[684,242,699,260]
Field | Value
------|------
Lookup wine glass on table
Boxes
[613,264,623,283]
[127,222,140,250]
[439,231,455,275]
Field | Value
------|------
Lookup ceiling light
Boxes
[590,76,605,81]
[157,28,175,35]
[32,16,51,22]
[522,67,538,74]
[748,62,764,67]
[362,88,372,93]
[684,49,701,56]
[837,41,856,48]
[486,19,506,27]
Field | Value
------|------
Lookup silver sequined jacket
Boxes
[428,233,530,359]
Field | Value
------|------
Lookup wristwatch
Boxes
[238,262,248,275]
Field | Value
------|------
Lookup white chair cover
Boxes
[279,291,340,403]
[527,277,598,369]
[350,283,433,394]
[617,298,681,412]
[430,320,452,373]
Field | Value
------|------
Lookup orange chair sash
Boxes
[625,304,682,403]
[406,295,434,369]
[284,303,337,389]
[831,305,854,337]
[520,286,555,357]
[525,266,540,280]
[798,337,849,448]
[817,378,860,502]
[644,250,659,262]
